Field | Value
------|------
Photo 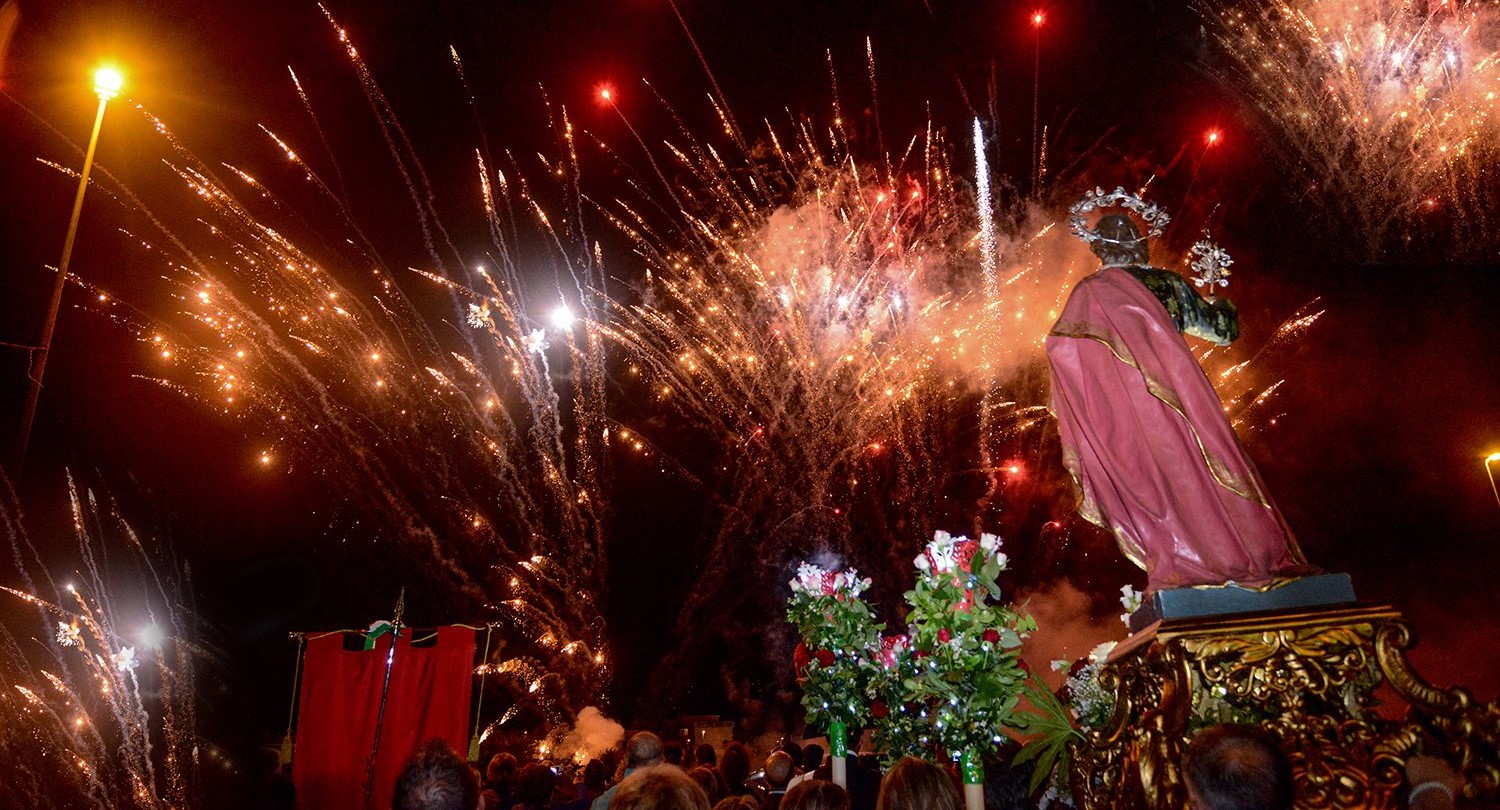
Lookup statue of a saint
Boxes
[1047,211,1309,592]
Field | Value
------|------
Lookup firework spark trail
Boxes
[37,8,1326,729]
[0,477,206,808]
[56,20,615,721]
[588,87,1107,705]
[1199,0,1500,258]
[972,118,1006,527]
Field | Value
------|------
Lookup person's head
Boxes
[764,751,795,790]
[1183,724,1294,810]
[782,779,848,810]
[710,797,757,810]
[515,763,557,810]
[778,741,804,769]
[800,744,824,773]
[718,742,751,790]
[687,765,723,803]
[875,756,961,810]
[628,732,667,770]
[392,739,481,810]
[694,743,717,768]
[1089,213,1150,267]
[485,752,518,786]
[612,765,711,810]
[665,741,685,766]
[583,759,609,792]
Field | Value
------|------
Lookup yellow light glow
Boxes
[94,67,123,101]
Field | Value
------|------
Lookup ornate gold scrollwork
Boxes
[1375,619,1500,800]
[1182,625,1373,706]
[1066,606,1499,808]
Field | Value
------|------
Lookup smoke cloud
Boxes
[558,706,625,762]
[1015,578,1127,689]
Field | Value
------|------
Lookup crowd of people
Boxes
[384,724,1467,810]
[391,731,944,810]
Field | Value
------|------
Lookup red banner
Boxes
[293,626,475,809]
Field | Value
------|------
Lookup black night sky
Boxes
[1,0,1498,801]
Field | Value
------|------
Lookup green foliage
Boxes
[785,565,883,730]
[865,532,1036,764]
[1012,673,1084,797]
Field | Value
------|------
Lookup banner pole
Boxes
[362,589,406,810]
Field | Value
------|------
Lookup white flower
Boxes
[929,545,956,573]
[914,554,931,572]
[1119,585,1144,627]
[112,647,138,673]
[839,570,871,597]
[993,552,1010,570]
[791,562,827,594]
[1088,641,1117,664]
[978,533,1001,552]
[924,531,960,573]
[1050,659,1069,672]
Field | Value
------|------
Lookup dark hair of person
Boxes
[782,779,848,810]
[688,766,724,803]
[1183,724,1294,810]
[875,756,961,810]
[485,752,518,786]
[800,744,824,773]
[392,739,480,810]
[514,762,557,810]
[695,743,718,768]
[719,743,752,794]
[584,758,609,792]
[613,765,711,810]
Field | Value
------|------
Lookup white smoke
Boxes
[558,706,625,763]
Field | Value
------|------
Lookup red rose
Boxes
[1068,658,1089,678]
[871,700,890,719]
[794,642,811,684]
[880,634,909,668]
[815,649,836,667]
[937,629,952,643]
[1017,658,1031,674]
[982,628,1001,644]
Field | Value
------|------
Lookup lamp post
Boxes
[1030,10,1044,198]
[1486,453,1500,509]
[13,66,122,473]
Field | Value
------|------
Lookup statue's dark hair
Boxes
[1089,213,1150,266]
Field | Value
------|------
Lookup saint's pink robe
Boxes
[1046,267,1305,591]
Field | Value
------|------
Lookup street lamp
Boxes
[1030,10,1044,197]
[13,66,122,472]
[1485,452,1500,509]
